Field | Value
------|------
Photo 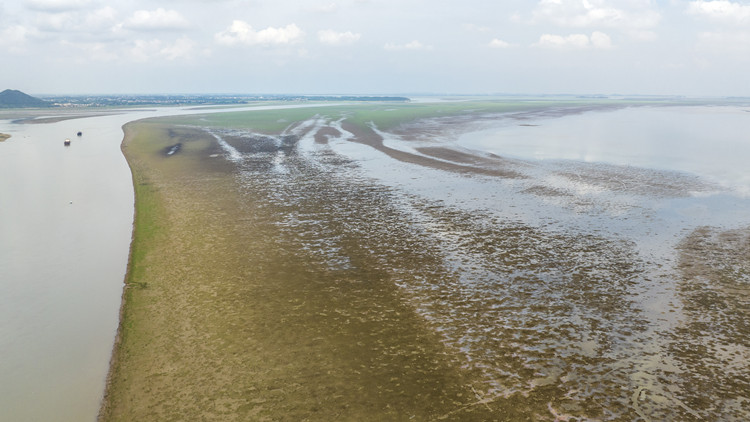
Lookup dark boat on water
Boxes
[64,138,71,146]
[77,131,82,136]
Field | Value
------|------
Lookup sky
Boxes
[1,0,749,96]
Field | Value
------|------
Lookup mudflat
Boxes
[101,101,750,421]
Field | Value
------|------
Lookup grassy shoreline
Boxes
[98,122,167,420]
[99,117,513,420]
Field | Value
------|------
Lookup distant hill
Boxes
[0,89,52,108]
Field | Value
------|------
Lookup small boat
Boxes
[64,138,71,146]
[77,131,82,137]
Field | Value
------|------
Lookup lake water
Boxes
[0,112,135,422]
[458,105,750,196]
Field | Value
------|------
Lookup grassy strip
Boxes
[159,99,599,135]
[99,122,169,420]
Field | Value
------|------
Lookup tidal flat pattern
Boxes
[104,104,750,421]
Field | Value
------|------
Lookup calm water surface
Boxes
[0,112,139,422]
[459,105,750,195]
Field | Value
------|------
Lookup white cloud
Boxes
[128,36,196,62]
[35,6,118,33]
[532,0,660,30]
[0,25,38,53]
[59,40,120,61]
[384,40,433,51]
[590,30,613,49]
[215,21,304,46]
[687,1,750,25]
[488,38,512,48]
[87,7,118,27]
[34,12,73,32]
[318,29,360,45]
[123,8,190,31]
[25,0,91,12]
[535,33,590,49]
[160,36,196,60]
[534,31,613,49]
[129,39,162,62]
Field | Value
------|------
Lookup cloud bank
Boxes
[687,0,750,24]
[123,8,190,31]
[215,21,304,46]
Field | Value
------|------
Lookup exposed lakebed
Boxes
[105,101,750,420]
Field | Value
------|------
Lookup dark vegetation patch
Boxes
[554,161,713,197]
[314,126,341,144]
[163,143,181,156]
[522,185,572,197]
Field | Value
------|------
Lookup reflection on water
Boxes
[458,105,750,196]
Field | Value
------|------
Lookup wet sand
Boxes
[18,113,120,124]
[102,102,750,421]
[0,109,121,124]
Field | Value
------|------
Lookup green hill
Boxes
[0,89,52,108]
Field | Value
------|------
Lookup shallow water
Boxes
[458,105,750,196]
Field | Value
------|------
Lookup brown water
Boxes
[0,112,139,421]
